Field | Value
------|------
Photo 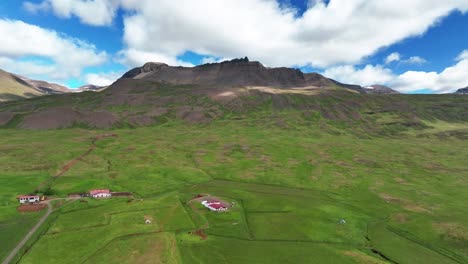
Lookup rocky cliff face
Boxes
[121,58,340,89]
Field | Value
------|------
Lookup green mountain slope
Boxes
[0,69,43,101]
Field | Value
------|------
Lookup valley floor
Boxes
[0,119,467,263]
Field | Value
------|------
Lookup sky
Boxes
[0,0,467,93]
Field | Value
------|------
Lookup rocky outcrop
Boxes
[455,87,468,94]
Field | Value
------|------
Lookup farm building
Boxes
[18,195,40,204]
[201,200,228,212]
[89,189,111,198]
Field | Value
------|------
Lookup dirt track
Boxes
[2,197,81,264]
[2,201,52,264]
[54,133,118,178]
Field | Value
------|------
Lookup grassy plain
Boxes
[0,101,467,263]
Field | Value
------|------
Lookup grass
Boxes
[0,92,467,263]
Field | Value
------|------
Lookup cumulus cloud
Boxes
[23,0,120,26]
[118,0,468,68]
[116,49,193,67]
[323,50,468,93]
[385,53,427,65]
[457,49,468,60]
[0,19,107,81]
[26,0,468,68]
[403,56,427,65]
[23,1,50,14]
[385,52,401,64]
[85,72,123,86]
[323,64,394,86]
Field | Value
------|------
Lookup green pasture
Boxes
[0,106,467,263]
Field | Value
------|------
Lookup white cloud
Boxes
[23,0,120,26]
[116,49,193,67]
[456,49,468,60]
[403,56,427,65]
[323,64,394,86]
[392,53,468,93]
[117,0,468,68]
[385,53,427,65]
[85,72,123,86]
[23,1,50,14]
[201,56,231,64]
[385,52,401,64]
[0,19,107,81]
[323,50,468,93]
[25,0,468,68]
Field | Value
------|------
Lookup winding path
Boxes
[2,201,52,264]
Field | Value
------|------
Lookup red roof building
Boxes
[201,200,228,211]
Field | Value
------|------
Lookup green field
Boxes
[1,92,468,263]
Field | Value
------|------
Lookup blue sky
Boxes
[0,0,467,93]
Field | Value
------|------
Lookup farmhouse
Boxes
[89,189,111,198]
[201,200,228,212]
[17,195,40,204]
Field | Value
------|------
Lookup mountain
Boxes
[455,87,468,94]
[0,58,466,130]
[121,57,364,92]
[363,85,400,94]
[0,68,70,101]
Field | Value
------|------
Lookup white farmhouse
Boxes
[18,195,40,204]
[89,189,111,198]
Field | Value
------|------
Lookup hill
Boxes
[0,69,70,102]
[0,69,43,101]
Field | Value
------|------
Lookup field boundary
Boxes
[47,206,177,235]
[80,229,191,264]
[208,233,364,247]
[387,226,467,264]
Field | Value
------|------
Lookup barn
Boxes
[18,195,40,204]
[89,189,111,198]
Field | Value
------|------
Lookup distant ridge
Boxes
[74,84,108,93]
[0,68,70,101]
[363,85,400,94]
[455,87,468,94]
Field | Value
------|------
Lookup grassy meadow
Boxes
[0,102,467,263]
